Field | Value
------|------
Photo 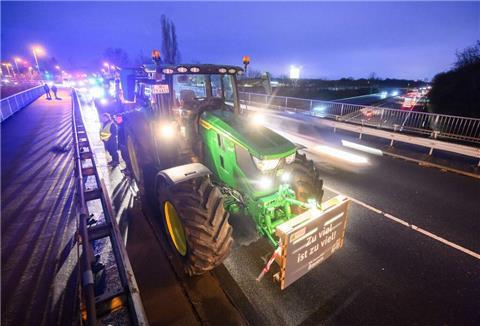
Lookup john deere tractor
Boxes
[118,52,348,287]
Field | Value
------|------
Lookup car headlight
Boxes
[252,156,280,171]
[285,153,296,164]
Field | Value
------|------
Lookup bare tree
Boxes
[368,72,378,81]
[161,15,181,64]
[454,40,480,69]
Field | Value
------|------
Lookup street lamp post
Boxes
[103,62,110,74]
[33,49,40,72]
[2,63,13,77]
[14,58,21,74]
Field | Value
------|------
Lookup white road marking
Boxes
[324,185,480,261]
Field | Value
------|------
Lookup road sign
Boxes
[275,196,349,289]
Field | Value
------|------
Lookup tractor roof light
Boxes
[219,68,227,73]
[151,49,161,61]
[252,156,279,172]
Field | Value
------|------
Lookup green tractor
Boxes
[119,52,348,288]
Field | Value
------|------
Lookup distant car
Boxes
[360,107,382,119]
[401,96,417,109]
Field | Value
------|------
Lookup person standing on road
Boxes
[114,113,132,177]
[100,113,119,168]
[51,84,59,100]
[43,83,51,100]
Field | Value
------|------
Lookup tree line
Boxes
[428,41,480,118]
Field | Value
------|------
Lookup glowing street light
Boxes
[13,57,22,73]
[289,65,300,79]
[103,62,111,74]
[32,46,45,73]
[2,63,14,77]
[55,65,61,70]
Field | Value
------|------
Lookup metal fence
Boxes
[239,92,480,145]
[0,85,44,122]
[72,90,148,325]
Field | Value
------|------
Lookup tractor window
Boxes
[173,73,239,112]
[211,75,223,98]
[222,75,235,103]
[173,74,207,103]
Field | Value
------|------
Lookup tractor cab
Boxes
[136,63,243,116]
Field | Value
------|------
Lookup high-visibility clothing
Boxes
[100,121,113,141]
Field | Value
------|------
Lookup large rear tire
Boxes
[157,176,233,275]
[287,152,324,210]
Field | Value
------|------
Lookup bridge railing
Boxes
[239,92,480,145]
[0,85,44,122]
[72,90,148,325]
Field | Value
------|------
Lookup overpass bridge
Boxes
[1,86,479,325]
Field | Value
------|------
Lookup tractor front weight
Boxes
[246,184,319,246]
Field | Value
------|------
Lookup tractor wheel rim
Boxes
[127,137,141,182]
[164,201,187,256]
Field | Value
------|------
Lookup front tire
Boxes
[157,176,233,275]
[287,152,324,210]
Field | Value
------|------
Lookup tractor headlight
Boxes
[251,113,266,126]
[252,156,279,171]
[281,172,291,183]
[258,176,273,189]
[285,153,296,164]
[159,122,175,139]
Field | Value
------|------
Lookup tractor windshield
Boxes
[173,74,239,112]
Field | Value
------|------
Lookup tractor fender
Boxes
[155,163,211,188]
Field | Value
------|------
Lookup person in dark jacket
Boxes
[43,83,51,99]
[100,113,119,167]
[51,84,59,100]
[113,113,131,177]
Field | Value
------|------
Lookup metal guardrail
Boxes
[0,85,44,122]
[72,90,148,325]
[239,92,480,145]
